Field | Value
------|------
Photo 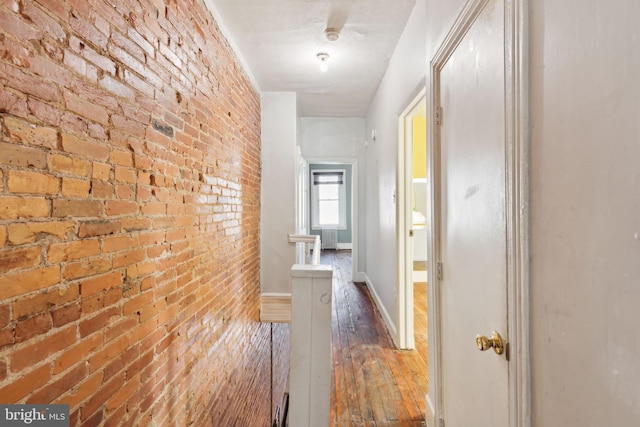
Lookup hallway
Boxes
[323,251,428,426]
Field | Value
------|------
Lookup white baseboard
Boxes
[352,271,367,283]
[336,243,352,250]
[425,395,436,427]
[363,274,398,347]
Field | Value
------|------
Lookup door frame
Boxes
[425,0,530,426]
[305,157,359,282]
[396,87,427,350]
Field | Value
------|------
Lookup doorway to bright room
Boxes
[398,89,428,363]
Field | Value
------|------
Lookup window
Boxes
[311,169,346,230]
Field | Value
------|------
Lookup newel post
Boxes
[289,264,333,427]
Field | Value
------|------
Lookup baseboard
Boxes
[363,274,398,346]
[260,293,291,323]
[425,395,436,427]
[336,243,352,250]
[352,271,367,283]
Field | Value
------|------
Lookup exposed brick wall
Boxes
[0,0,283,425]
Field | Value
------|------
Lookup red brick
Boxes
[0,246,41,274]
[103,234,137,253]
[141,201,166,215]
[0,363,51,403]
[106,373,139,411]
[0,86,28,118]
[0,327,14,348]
[87,333,129,373]
[15,312,53,342]
[78,220,122,238]
[7,169,60,195]
[114,166,136,183]
[126,261,155,279]
[0,141,47,168]
[28,363,87,404]
[112,114,147,137]
[52,302,81,327]
[105,200,138,216]
[121,217,151,231]
[63,257,111,280]
[49,154,92,177]
[0,265,61,300]
[122,292,153,316]
[79,306,119,338]
[90,180,114,198]
[70,13,108,50]
[12,284,79,320]
[99,75,134,100]
[70,38,115,79]
[112,248,145,268]
[61,132,110,161]
[61,177,91,197]
[0,62,60,102]
[3,115,58,149]
[0,304,9,328]
[92,162,111,180]
[33,0,68,21]
[134,153,153,170]
[48,239,100,263]
[109,149,133,167]
[8,221,74,245]
[52,199,103,217]
[115,184,133,199]
[80,271,123,297]
[0,196,50,219]
[81,372,124,421]
[104,317,137,343]
[21,1,64,40]
[27,97,62,126]
[54,332,102,375]
[10,326,77,372]
[0,0,266,422]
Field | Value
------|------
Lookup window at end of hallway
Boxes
[311,170,346,230]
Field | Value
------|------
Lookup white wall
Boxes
[528,1,640,425]
[363,0,427,330]
[424,0,640,425]
[261,92,298,294]
[298,118,366,274]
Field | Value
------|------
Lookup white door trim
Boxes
[425,0,530,426]
[396,87,427,350]
[305,157,359,284]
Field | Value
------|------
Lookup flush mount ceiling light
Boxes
[317,52,329,72]
[325,27,340,41]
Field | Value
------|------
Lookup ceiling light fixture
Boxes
[325,27,340,42]
[317,52,329,72]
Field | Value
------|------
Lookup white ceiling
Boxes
[208,0,417,117]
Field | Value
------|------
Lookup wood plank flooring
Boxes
[322,250,428,427]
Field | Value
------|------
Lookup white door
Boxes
[436,0,510,425]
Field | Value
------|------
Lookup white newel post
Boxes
[289,263,333,427]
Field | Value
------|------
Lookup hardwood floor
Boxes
[322,250,428,426]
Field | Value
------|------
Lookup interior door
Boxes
[438,0,509,425]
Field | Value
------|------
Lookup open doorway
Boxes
[305,157,359,282]
[397,88,427,352]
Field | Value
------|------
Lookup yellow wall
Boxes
[412,117,427,178]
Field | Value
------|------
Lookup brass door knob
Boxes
[475,331,504,355]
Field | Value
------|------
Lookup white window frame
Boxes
[311,169,347,230]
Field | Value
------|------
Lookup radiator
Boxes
[321,228,338,250]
